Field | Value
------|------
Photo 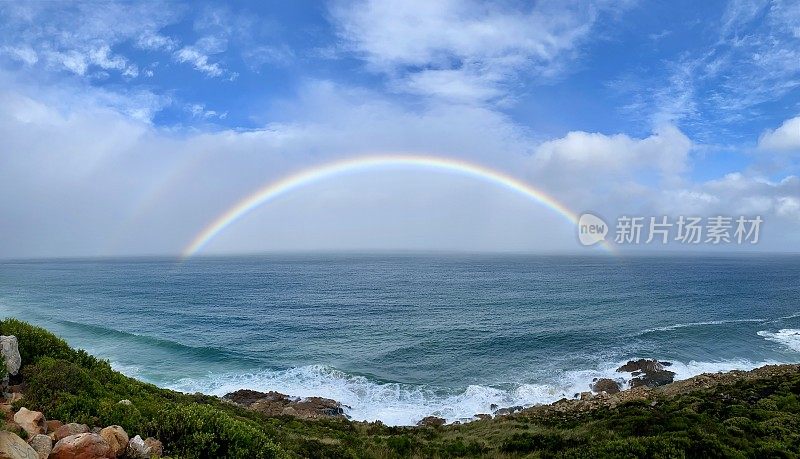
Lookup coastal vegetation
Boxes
[1,318,799,458]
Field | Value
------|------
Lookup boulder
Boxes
[98,426,127,457]
[53,423,90,442]
[0,430,38,459]
[124,436,162,459]
[13,408,46,437]
[475,413,492,420]
[0,336,21,376]
[617,359,676,388]
[116,400,132,406]
[27,434,51,459]
[50,433,113,459]
[592,378,621,394]
[416,416,445,427]
[46,420,64,434]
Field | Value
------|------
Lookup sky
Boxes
[0,0,799,258]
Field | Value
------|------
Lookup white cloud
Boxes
[1,46,38,65]
[758,115,800,152]
[136,31,179,51]
[330,0,618,104]
[533,124,692,179]
[175,47,225,77]
[0,2,182,78]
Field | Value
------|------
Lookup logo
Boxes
[578,213,608,246]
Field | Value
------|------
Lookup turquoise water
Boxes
[1,254,799,425]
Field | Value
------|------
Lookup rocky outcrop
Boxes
[50,433,113,459]
[98,426,127,458]
[27,434,51,459]
[592,378,621,394]
[12,408,45,437]
[616,359,675,388]
[416,416,445,427]
[493,405,523,416]
[0,336,21,377]
[53,423,89,442]
[223,389,348,420]
[125,435,162,459]
[0,430,37,459]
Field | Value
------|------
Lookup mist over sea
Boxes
[1,254,799,425]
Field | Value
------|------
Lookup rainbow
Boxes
[182,154,614,258]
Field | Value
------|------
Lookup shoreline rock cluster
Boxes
[222,389,348,420]
[0,334,164,459]
[220,358,681,428]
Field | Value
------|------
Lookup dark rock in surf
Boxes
[616,359,675,388]
[416,416,445,427]
[493,405,523,416]
[592,378,621,394]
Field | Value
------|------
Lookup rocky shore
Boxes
[0,335,163,459]
[215,356,791,429]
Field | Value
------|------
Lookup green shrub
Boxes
[149,404,285,458]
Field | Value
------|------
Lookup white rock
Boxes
[0,335,21,376]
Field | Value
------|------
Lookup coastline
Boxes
[3,318,800,457]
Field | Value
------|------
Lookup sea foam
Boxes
[758,329,800,352]
[162,358,774,426]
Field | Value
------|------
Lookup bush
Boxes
[149,404,285,459]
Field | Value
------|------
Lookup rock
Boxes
[90,427,102,435]
[4,394,22,404]
[579,391,593,400]
[592,378,621,394]
[143,438,162,457]
[117,400,132,406]
[50,433,113,459]
[617,359,667,374]
[46,420,63,434]
[617,359,675,388]
[475,413,492,420]
[53,423,90,442]
[416,416,446,427]
[99,426,127,457]
[224,389,348,420]
[13,407,46,437]
[494,405,523,416]
[0,430,38,459]
[124,436,161,459]
[223,389,280,407]
[0,336,21,376]
[27,434,51,459]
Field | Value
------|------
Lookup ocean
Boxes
[1,254,799,425]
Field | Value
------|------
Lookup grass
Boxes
[2,318,799,458]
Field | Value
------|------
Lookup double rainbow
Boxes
[182,154,614,258]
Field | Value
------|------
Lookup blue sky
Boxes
[0,1,799,257]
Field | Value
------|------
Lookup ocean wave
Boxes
[758,329,800,352]
[636,318,766,335]
[162,358,775,426]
